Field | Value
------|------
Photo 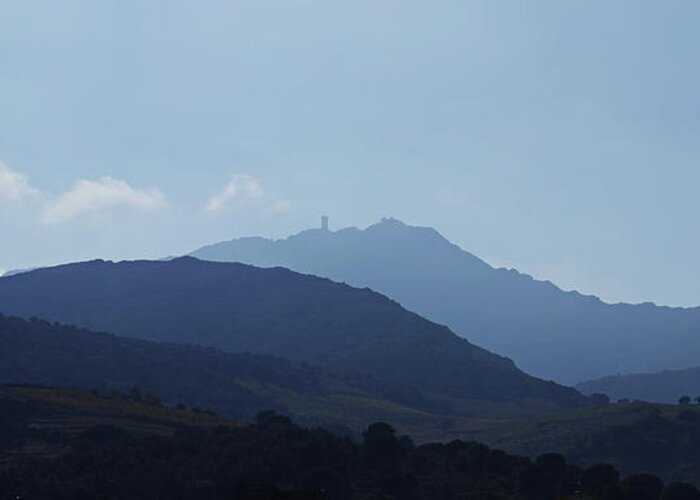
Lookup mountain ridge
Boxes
[577,366,700,404]
[0,256,586,415]
[190,218,700,384]
[198,218,696,310]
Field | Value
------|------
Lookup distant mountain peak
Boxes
[189,219,700,384]
[376,216,406,227]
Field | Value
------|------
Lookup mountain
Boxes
[4,318,700,492]
[1,313,493,434]
[577,367,700,404]
[0,258,586,417]
[0,313,324,423]
[0,267,37,277]
[190,218,700,384]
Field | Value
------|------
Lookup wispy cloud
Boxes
[0,161,40,202]
[270,199,291,212]
[206,174,290,214]
[41,177,165,225]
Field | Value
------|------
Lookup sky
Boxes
[1,0,699,306]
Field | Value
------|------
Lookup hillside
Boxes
[191,218,700,384]
[0,258,586,415]
[466,402,700,487]
[3,385,697,500]
[0,313,320,423]
[0,313,488,435]
[577,367,700,404]
[0,384,238,469]
[3,319,700,493]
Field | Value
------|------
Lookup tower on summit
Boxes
[321,215,329,231]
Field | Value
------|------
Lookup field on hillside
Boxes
[0,384,239,468]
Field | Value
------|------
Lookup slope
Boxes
[0,258,586,414]
[191,218,700,384]
[577,367,700,404]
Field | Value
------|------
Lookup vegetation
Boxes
[0,313,574,438]
[5,315,700,488]
[0,257,587,413]
[2,385,698,500]
[464,402,700,487]
[577,365,700,405]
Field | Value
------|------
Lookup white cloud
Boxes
[0,161,40,202]
[41,177,165,225]
[206,174,288,213]
[270,198,291,212]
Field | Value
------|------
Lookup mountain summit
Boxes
[191,219,700,384]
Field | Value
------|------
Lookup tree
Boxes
[581,463,620,495]
[590,393,611,406]
[663,482,700,500]
[256,410,292,428]
[695,396,700,405]
[143,390,161,406]
[535,453,568,499]
[128,386,143,402]
[679,395,691,406]
[536,453,567,479]
[622,473,664,500]
[362,422,401,469]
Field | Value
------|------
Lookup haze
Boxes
[1,1,699,306]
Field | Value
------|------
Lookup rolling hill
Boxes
[190,218,700,384]
[3,385,668,500]
[577,367,700,404]
[0,259,587,418]
[0,313,321,423]
[3,383,700,497]
[465,401,700,487]
[1,313,525,435]
[3,316,700,490]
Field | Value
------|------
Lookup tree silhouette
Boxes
[362,422,401,469]
[622,473,664,500]
[535,453,568,499]
[679,395,691,406]
[663,482,700,500]
[581,463,620,495]
[590,393,611,406]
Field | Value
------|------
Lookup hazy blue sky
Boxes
[1,1,699,306]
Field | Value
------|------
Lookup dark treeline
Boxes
[1,408,699,500]
[569,406,700,486]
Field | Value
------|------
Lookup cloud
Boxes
[270,198,291,212]
[206,174,289,213]
[41,177,165,225]
[0,161,40,202]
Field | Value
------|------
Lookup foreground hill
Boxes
[577,367,700,404]
[0,260,586,416]
[1,313,503,435]
[191,218,700,384]
[0,313,613,449]
[470,401,700,488]
[0,314,324,423]
[3,318,699,492]
[2,385,697,500]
